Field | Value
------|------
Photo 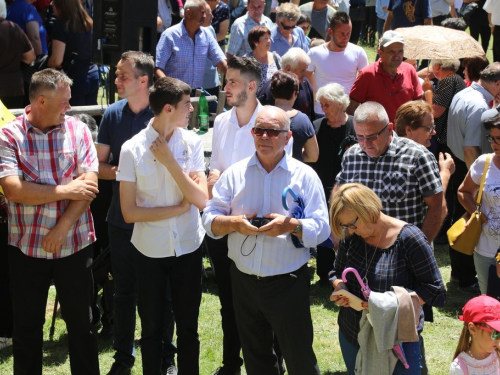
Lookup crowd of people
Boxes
[2,0,500,374]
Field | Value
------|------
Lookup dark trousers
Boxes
[447,155,477,287]
[494,26,500,64]
[432,14,450,26]
[469,8,491,53]
[231,262,320,375]
[8,245,99,375]
[69,70,99,106]
[0,223,13,338]
[316,245,336,282]
[349,4,366,45]
[205,235,244,371]
[133,247,202,375]
[108,224,177,368]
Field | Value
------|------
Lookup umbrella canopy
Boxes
[394,25,485,60]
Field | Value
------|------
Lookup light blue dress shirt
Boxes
[270,24,310,57]
[203,153,330,277]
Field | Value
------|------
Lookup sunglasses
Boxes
[419,125,436,133]
[280,20,296,30]
[356,124,389,143]
[476,324,500,340]
[487,134,500,145]
[253,127,288,137]
[339,217,359,234]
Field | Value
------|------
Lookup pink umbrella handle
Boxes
[393,343,410,369]
[341,267,371,300]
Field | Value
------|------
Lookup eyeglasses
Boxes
[339,217,359,234]
[419,125,436,133]
[253,127,288,137]
[486,134,500,145]
[280,20,296,30]
[356,124,389,143]
[476,324,500,340]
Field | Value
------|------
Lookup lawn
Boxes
[0,29,495,375]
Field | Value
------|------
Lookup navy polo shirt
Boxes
[96,99,154,229]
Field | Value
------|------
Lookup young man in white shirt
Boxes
[117,77,208,375]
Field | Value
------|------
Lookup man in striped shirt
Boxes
[0,69,100,374]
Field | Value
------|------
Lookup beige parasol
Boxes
[394,25,485,60]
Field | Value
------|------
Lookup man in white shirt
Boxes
[484,0,500,62]
[116,77,208,375]
[306,11,368,117]
[203,106,329,375]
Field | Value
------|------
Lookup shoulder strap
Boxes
[456,355,469,375]
[476,154,492,206]
[273,52,281,70]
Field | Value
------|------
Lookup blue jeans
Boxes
[474,251,496,294]
[339,329,422,375]
[133,247,202,375]
[108,224,176,368]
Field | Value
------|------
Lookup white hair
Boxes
[354,101,389,125]
[258,105,291,130]
[316,83,349,111]
[184,0,206,11]
[430,59,461,72]
[0,0,6,19]
[281,48,310,70]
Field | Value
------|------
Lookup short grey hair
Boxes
[316,83,349,111]
[276,3,301,22]
[281,48,310,70]
[354,101,389,125]
[29,68,73,102]
[184,0,206,11]
[430,59,461,72]
[258,105,291,131]
[0,0,6,19]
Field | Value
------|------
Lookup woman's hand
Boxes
[331,281,351,308]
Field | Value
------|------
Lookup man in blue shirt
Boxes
[384,0,432,31]
[270,3,309,57]
[155,0,227,89]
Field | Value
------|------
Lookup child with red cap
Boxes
[450,295,500,374]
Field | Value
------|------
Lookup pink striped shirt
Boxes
[0,108,98,259]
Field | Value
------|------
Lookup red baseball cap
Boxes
[460,295,500,332]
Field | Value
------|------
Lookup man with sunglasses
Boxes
[270,3,309,57]
[203,106,329,375]
[206,56,292,375]
[347,30,422,122]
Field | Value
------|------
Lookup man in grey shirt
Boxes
[300,0,336,40]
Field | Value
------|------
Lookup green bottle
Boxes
[198,93,209,132]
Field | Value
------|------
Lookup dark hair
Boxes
[484,113,500,130]
[29,68,72,102]
[394,101,433,136]
[463,56,490,82]
[74,113,98,141]
[52,0,92,33]
[440,17,467,31]
[270,71,299,101]
[149,77,191,116]
[297,12,311,26]
[329,11,350,31]
[227,56,262,86]
[247,25,270,51]
[480,62,500,83]
[120,51,155,88]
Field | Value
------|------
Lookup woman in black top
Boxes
[47,0,98,106]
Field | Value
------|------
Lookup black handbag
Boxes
[20,54,49,84]
[460,2,478,23]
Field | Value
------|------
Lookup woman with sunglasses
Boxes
[450,295,500,374]
[458,114,500,294]
[394,101,455,193]
[329,183,446,375]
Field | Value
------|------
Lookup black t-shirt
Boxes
[51,19,97,79]
[309,116,354,197]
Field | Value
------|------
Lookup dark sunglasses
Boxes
[476,324,500,340]
[280,20,296,30]
[253,127,288,137]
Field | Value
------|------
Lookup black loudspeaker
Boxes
[93,0,157,101]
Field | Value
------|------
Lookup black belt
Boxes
[248,264,306,281]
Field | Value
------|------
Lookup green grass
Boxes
[0,244,474,374]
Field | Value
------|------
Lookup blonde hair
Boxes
[329,183,382,239]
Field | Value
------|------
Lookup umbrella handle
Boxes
[342,267,371,299]
[282,186,299,211]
